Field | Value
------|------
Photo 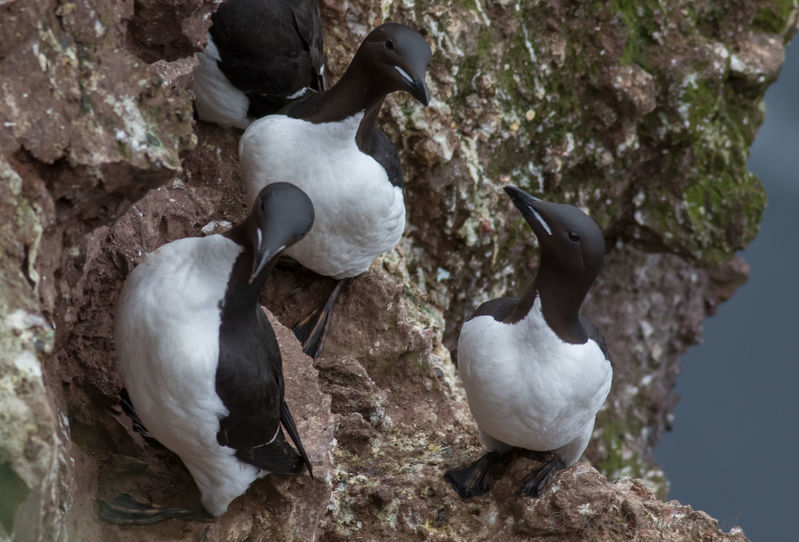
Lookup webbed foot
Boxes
[444,451,504,499]
[520,457,565,498]
[292,278,349,359]
[96,493,214,526]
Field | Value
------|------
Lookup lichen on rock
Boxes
[0,157,64,541]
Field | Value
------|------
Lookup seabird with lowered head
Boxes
[99,183,315,524]
[444,185,613,499]
[193,0,326,129]
[238,22,432,359]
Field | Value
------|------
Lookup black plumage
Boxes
[215,239,312,476]
[194,0,327,128]
[211,0,325,116]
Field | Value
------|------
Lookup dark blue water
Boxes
[654,38,799,541]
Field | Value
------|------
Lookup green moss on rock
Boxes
[754,0,799,34]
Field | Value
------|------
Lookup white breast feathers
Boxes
[114,235,263,516]
[239,112,405,279]
[457,297,612,455]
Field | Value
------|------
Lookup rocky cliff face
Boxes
[2,0,793,540]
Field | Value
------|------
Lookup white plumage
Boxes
[457,297,612,466]
[239,111,405,279]
[193,33,251,130]
[115,235,263,516]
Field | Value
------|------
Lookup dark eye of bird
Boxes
[385,40,394,50]
[568,231,580,242]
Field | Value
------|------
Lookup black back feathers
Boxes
[210,0,326,117]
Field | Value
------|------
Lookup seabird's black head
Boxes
[246,183,314,283]
[504,185,605,284]
[357,23,432,105]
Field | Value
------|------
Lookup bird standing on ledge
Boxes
[193,0,327,129]
[445,186,612,499]
[100,183,315,525]
[239,22,432,359]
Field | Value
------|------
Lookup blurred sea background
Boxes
[655,37,799,541]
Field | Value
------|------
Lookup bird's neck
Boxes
[508,264,589,344]
[231,261,272,316]
[296,55,387,133]
[355,99,385,151]
[221,228,272,316]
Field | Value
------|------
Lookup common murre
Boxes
[193,0,326,129]
[444,185,613,499]
[238,22,432,358]
[99,183,315,524]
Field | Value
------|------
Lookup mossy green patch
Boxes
[754,0,799,35]
[614,0,663,68]
[594,404,669,498]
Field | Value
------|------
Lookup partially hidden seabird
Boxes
[193,0,327,129]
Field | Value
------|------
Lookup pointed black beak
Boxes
[410,77,429,106]
[395,65,430,106]
[249,251,278,284]
[249,233,285,284]
[504,185,541,212]
[504,185,551,237]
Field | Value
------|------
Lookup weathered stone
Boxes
[0,155,64,542]
[126,0,219,63]
[581,245,749,493]
[501,462,748,541]
[315,355,387,427]
[151,56,201,90]
[602,65,658,118]
[0,0,212,540]
[730,31,786,84]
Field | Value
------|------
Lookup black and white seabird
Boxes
[99,183,315,525]
[444,186,613,499]
[193,0,326,129]
[239,22,432,358]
